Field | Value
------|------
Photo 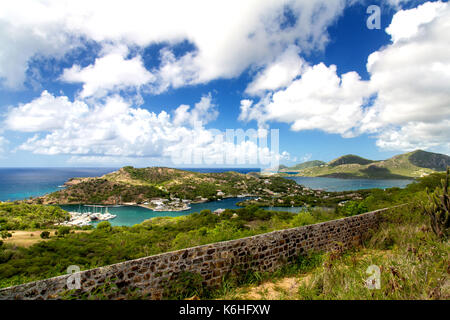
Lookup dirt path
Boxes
[222,274,312,300]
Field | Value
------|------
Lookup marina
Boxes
[58,205,117,227]
[58,197,312,227]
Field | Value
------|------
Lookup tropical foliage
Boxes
[421,168,450,239]
[0,205,341,288]
[0,203,69,230]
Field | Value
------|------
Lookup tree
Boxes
[57,226,71,237]
[97,221,112,231]
[340,201,368,217]
[0,230,12,239]
[40,231,50,239]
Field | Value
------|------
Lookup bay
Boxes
[0,167,413,227]
[59,198,309,227]
[59,197,242,227]
[285,176,413,192]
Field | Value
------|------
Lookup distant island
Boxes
[276,150,450,179]
[24,150,450,209]
[28,166,368,210]
[30,167,301,206]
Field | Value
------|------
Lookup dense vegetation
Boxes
[122,166,184,184]
[0,205,340,289]
[45,179,167,204]
[213,173,450,300]
[295,210,448,299]
[328,154,374,167]
[241,174,446,210]
[239,189,365,208]
[0,171,447,300]
[34,167,300,205]
[0,203,69,231]
[343,172,448,211]
[421,168,449,239]
[214,205,448,300]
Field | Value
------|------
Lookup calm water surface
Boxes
[0,168,117,201]
[285,176,412,192]
[59,198,310,227]
[0,168,413,226]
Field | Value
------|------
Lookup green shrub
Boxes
[340,201,368,217]
[421,167,450,239]
[0,231,12,239]
[291,212,316,227]
[96,221,112,231]
[0,203,69,231]
[40,231,50,239]
[57,226,71,237]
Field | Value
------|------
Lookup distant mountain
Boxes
[408,150,450,171]
[328,154,374,167]
[281,150,450,179]
[281,160,326,171]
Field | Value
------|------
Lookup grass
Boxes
[206,252,325,300]
[3,230,90,248]
[213,204,449,300]
[0,206,342,289]
[1,172,447,299]
[4,200,445,300]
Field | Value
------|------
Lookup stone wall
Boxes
[0,207,391,300]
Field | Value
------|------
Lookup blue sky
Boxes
[0,0,449,168]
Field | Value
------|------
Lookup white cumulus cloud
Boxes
[4,91,285,166]
[0,0,346,92]
[60,46,155,98]
[5,90,89,132]
[173,94,218,127]
[361,1,450,152]
[240,63,372,137]
[241,1,450,154]
[245,45,305,96]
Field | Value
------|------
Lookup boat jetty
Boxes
[59,205,117,227]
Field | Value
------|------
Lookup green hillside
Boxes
[281,160,326,171]
[33,167,299,205]
[408,150,450,171]
[328,154,374,167]
[285,150,449,179]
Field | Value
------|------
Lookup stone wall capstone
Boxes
[0,207,391,300]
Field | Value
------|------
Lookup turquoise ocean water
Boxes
[59,199,309,227]
[0,168,413,226]
[59,197,259,227]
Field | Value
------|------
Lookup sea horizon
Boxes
[0,167,413,202]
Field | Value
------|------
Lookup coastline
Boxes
[136,203,191,212]
[278,173,416,180]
